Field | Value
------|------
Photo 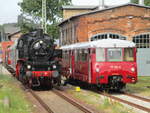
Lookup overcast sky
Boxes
[0,0,130,25]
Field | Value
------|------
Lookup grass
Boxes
[67,88,135,113]
[0,74,31,113]
[126,76,150,97]
[66,76,150,113]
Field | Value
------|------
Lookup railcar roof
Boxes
[60,39,136,50]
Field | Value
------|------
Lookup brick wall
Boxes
[63,9,93,20]
[60,5,150,45]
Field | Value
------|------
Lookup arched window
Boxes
[90,33,127,41]
[133,34,150,48]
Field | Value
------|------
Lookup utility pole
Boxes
[99,0,105,10]
[139,0,144,5]
[42,0,47,33]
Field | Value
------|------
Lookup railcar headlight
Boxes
[27,65,31,69]
[96,68,100,72]
[131,67,135,72]
[52,65,57,69]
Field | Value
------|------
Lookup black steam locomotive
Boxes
[8,29,62,88]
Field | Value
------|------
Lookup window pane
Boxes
[81,50,88,61]
[133,34,150,48]
[107,48,122,62]
[124,48,134,61]
[96,48,105,62]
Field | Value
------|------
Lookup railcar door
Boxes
[81,49,89,82]
[62,50,70,77]
[74,49,89,82]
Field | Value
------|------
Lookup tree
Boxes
[17,14,40,33]
[19,0,71,38]
[131,0,150,6]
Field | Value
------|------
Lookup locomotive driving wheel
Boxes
[18,63,26,84]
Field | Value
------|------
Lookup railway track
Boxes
[99,91,150,113]
[5,65,94,113]
[30,85,150,113]
[31,89,94,113]
[5,65,150,113]
[123,92,150,103]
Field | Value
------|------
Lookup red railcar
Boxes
[61,39,137,90]
[1,41,14,65]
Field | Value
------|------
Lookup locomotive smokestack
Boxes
[36,29,44,38]
[139,0,144,5]
[99,0,105,10]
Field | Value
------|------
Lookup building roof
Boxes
[62,5,98,10]
[8,31,21,37]
[3,23,20,34]
[61,39,136,50]
[59,3,150,26]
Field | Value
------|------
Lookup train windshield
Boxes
[96,48,135,62]
[96,48,105,62]
[124,48,134,61]
[107,48,122,62]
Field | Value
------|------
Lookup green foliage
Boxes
[126,76,150,97]
[19,0,71,22]
[67,89,135,113]
[131,0,138,4]
[131,0,150,6]
[47,23,59,39]
[18,0,71,38]
[17,14,40,33]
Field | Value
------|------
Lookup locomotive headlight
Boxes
[52,65,57,69]
[27,65,31,69]
[39,40,43,44]
[131,67,135,72]
[96,68,100,72]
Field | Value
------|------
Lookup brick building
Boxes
[59,3,150,76]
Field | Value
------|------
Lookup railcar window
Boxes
[75,49,88,62]
[96,48,105,62]
[124,48,134,61]
[63,51,69,60]
[82,50,88,61]
[75,50,77,61]
[107,48,122,62]
[76,50,80,61]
